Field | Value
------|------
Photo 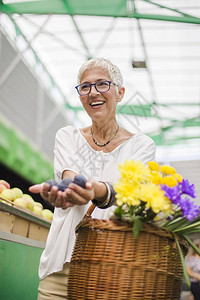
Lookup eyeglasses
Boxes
[75,80,118,96]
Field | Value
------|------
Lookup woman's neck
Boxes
[91,120,119,140]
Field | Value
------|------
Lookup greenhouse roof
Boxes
[0,0,200,161]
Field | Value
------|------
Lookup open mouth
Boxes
[90,101,105,107]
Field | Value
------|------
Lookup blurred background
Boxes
[0,0,199,195]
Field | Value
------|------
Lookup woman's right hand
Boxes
[29,183,67,209]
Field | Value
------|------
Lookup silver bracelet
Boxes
[92,181,115,209]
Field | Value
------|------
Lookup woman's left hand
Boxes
[62,180,95,209]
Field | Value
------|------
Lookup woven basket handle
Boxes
[84,202,96,218]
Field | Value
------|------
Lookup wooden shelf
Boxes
[0,199,51,242]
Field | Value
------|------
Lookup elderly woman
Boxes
[30,57,156,299]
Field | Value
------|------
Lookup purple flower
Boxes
[161,184,181,204]
[179,197,200,222]
[161,181,199,222]
[168,215,174,221]
[181,179,196,198]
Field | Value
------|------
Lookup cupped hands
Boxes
[29,176,95,210]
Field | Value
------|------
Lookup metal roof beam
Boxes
[3,15,66,99]
[135,19,157,103]
[149,117,200,142]
[70,15,92,60]
[129,13,200,24]
[19,14,85,56]
[141,0,200,20]
[65,103,199,116]
[162,117,200,132]
[1,1,200,24]
[0,13,50,88]
[132,0,163,141]
[150,133,200,146]
[65,103,153,117]
[61,0,92,59]
[94,17,117,55]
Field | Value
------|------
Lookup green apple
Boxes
[0,184,7,193]
[22,194,34,201]
[42,209,54,221]
[33,205,43,215]
[13,198,27,208]
[34,202,43,210]
[0,189,14,201]
[22,194,35,210]
[11,187,23,200]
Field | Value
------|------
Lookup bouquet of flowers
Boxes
[113,160,200,286]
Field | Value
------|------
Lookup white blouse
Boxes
[39,126,156,279]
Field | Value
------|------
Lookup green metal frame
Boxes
[1,0,200,24]
[65,102,152,117]
[6,15,67,103]
[0,118,53,184]
[149,117,200,145]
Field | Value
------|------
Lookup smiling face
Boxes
[79,67,125,123]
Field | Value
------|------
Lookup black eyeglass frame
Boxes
[75,80,118,96]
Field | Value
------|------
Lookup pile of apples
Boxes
[0,180,53,222]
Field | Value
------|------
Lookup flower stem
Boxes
[173,221,200,233]
[173,234,190,288]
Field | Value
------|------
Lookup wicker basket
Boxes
[68,204,188,300]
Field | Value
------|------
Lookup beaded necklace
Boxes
[91,125,119,147]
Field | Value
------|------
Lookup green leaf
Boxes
[174,234,191,288]
[132,217,143,238]
[183,235,200,256]
[163,216,183,227]
[175,227,200,236]
[114,206,124,218]
[164,217,190,231]
[173,221,200,233]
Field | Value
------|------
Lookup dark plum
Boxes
[57,178,73,191]
[45,180,58,190]
[73,175,87,189]
[61,178,73,186]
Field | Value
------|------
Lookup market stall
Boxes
[0,198,51,300]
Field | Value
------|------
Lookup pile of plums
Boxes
[46,175,87,192]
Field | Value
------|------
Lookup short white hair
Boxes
[77,57,123,87]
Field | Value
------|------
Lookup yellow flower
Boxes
[160,165,176,175]
[114,182,141,206]
[115,160,153,207]
[118,160,151,184]
[139,183,172,214]
[162,176,177,187]
[116,198,126,206]
[151,172,163,185]
[126,196,141,206]
[173,173,183,183]
[116,194,141,207]
[148,161,160,172]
